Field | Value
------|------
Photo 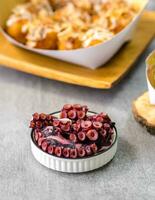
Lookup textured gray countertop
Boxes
[0,1,155,200]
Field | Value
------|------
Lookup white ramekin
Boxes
[30,111,118,173]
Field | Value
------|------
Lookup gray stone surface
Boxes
[0,1,155,200]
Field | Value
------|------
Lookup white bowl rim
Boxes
[30,110,118,161]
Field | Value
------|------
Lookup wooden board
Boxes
[0,11,155,89]
[133,92,155,134]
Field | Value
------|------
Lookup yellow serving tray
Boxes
[0,11,155,89]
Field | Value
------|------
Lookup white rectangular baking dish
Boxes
[0,0,148,69]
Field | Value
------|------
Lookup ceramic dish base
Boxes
[31,139,117,173]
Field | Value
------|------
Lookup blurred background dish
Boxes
[0,11,155,88]
[0,0,148,68]
[4,0,138,50]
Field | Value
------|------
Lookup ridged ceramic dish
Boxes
[0,0,148,69]
[30,111,118,173]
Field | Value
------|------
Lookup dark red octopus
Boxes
[30,104,115,158]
